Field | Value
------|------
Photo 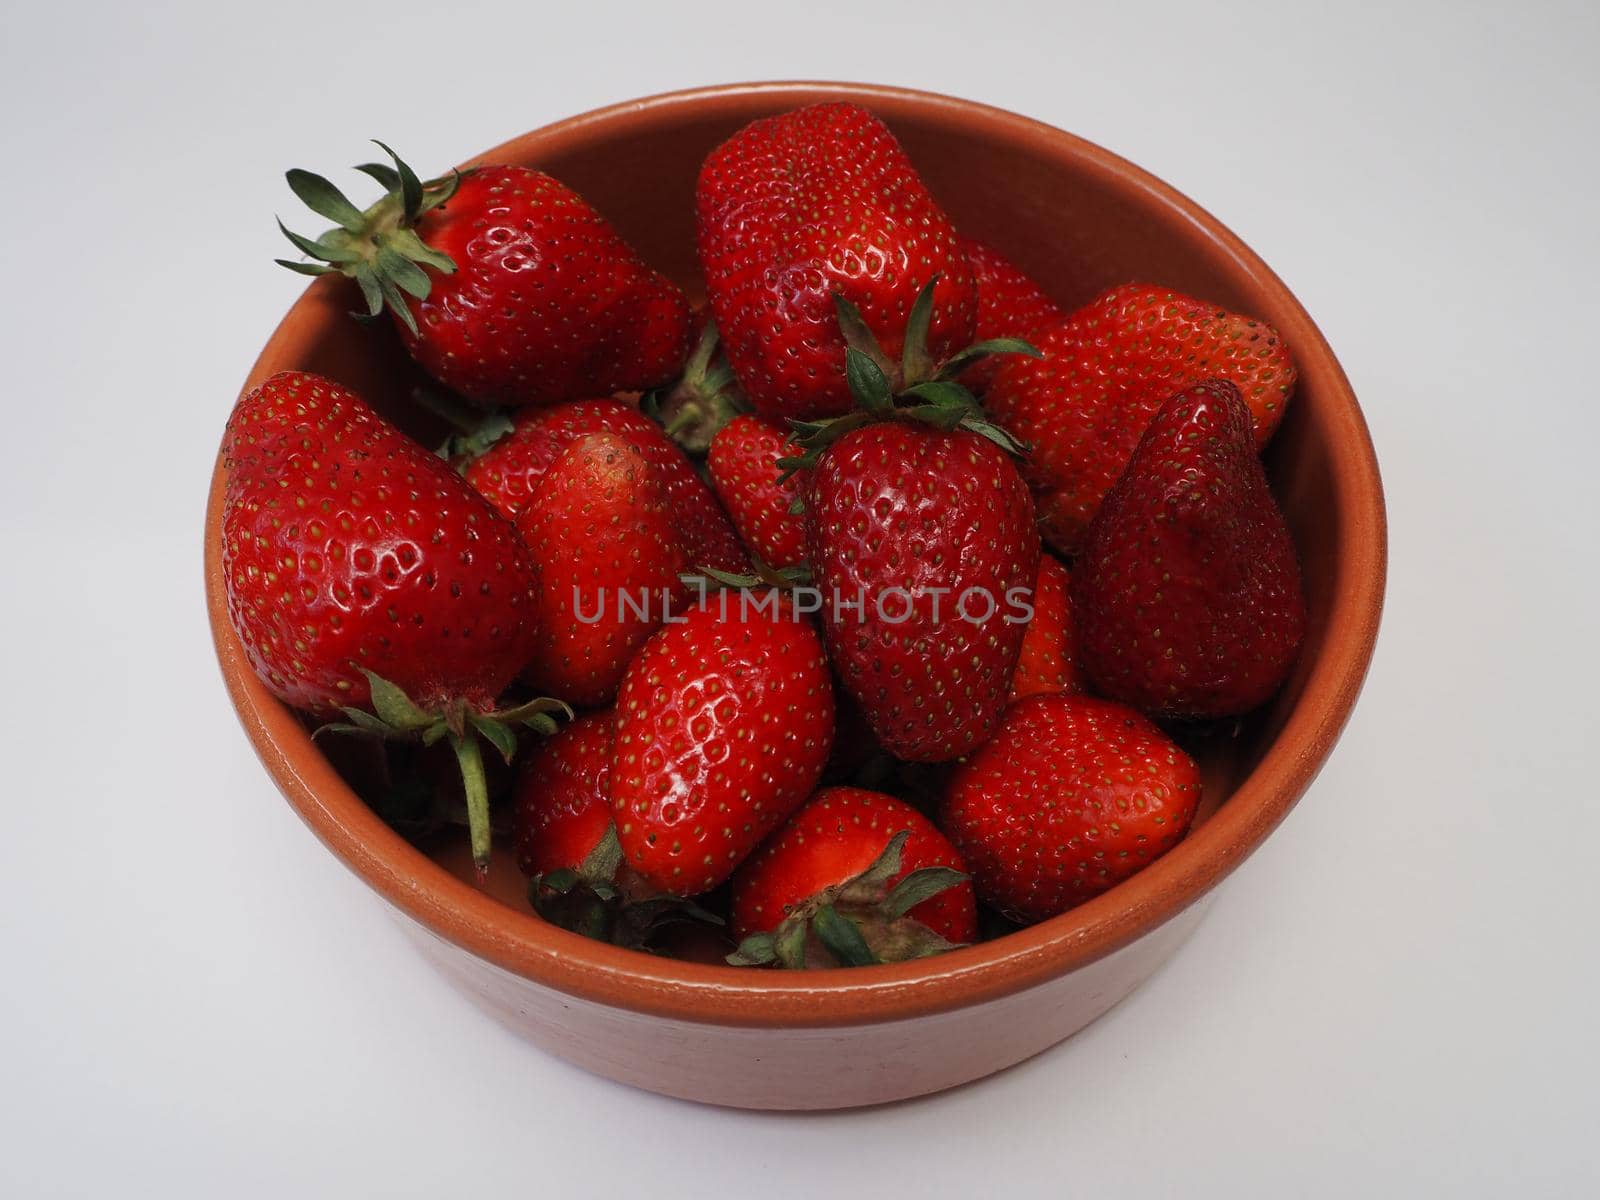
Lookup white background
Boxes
[2,0,1596,1194]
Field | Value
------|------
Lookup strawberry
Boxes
[770,278,1040,763]
[511,710,617,881]
[958,238,1063,392]
[706,414,806,569]
[277,144,691,407]
[728,787,976,968]
[940,694,1202,923]
[1073,380,1307,717]
[986,284,1296,554]
[695,102,977,423]
[516,433,689,707]
[611,591,834,895]
[1008,553,1085,704]
[800,420,1038,761]
[512,710,721,947]
[220,370,562,870]
[462,397,748,574]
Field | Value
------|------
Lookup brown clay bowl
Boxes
[205,81,1385,1110]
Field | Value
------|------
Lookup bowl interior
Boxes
[213,83,1383,1019]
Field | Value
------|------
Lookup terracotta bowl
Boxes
[205,81,1385,1110]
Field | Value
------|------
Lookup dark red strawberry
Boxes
[958,238,1062,392]
[221,371,539,711]
[277,145,691,406]
[728,787,976,968]
[769,279,1041,763]
[940,694,1202,922]
[611,591,834,895]
[695,102,977,422]
[463,397,748,574]
[1073,380,1306,717]
[706,414,806,569]
[986,284,1296,554]
[1009,553,1085,704]
[516,433,689,707]
[800,420,1039,762]
[220,370,561,870]
[512,710,617,880]
[512,710,721,947]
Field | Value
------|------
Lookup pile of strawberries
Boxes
[222,102,1306,968]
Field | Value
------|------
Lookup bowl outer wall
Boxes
[204,81,1386,1031]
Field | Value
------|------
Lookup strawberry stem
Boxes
[449,730,492,878]
[644,320,743,455]
[316,671,572,877]
[777,278,1040,475]
[276,142,465,335]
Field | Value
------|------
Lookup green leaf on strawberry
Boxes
[778,276,1038,477]
[732,832,966,972]
[315,670,572,875]
[276,142,465,336]
[643,320,747,456]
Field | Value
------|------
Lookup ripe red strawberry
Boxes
[463,397,748,574]
[516,433,689,707]
[221,370,539,710]
[1009,553,1085,704]
[1073,380,1307,717]
[695,102,977,422]
[706,414,806,569]
[986,284,1296,554]
[221,370,559,870]
[511,710,617,880]
[940,694,1202,922]
[277,145,691,406]
[512,710,721,946]
[801,421,1039,762]
[611,592,834,895]
[729,787,976,968]
[958,238,1063,392]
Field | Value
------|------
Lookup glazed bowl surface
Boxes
[205,81,1385,1109]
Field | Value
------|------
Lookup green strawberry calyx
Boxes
[776,276,1040,485]
[275,141,466,336]
[726,831,969,969]
[532,825,726,950]
[643,320,746,456]
[315,669,571,877]
[402,381,518,464]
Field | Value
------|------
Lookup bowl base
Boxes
[397,896,1212,1110]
